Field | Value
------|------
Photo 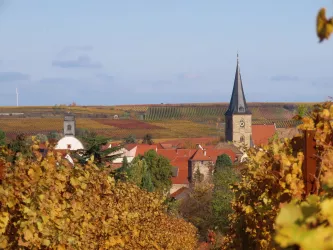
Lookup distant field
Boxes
[0,117,221,140]
[0,102,316,139]
[92,119,162,129]
[0,118,119,131]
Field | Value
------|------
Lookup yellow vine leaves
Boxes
[275,196,333,250]
[274,102,333,249]
[222,135,304,249]
[317,8,333,42]
[0,145,197,249]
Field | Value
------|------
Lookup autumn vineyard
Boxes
[0,5,332,250]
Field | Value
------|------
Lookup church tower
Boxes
[224,54,252,149]
[64,113,76,137]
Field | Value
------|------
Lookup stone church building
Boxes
[224,54,275,150]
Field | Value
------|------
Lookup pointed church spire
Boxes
[225,53,251,115]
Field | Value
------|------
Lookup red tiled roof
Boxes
[170,157,189,184]
[158,137,218,149]
[135,144,157,156]
[252,124,276,146]
[124,143,137,151]
[191,149,236,162]
[157,149,178,161]
[160,143,173,149]
[175,149,197,158]
[157,149,197,162]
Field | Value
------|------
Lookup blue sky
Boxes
[0,0,332,105]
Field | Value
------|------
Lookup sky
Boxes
[0,0,332,106]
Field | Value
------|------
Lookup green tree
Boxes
[141,163,154,192]
[75,134,122,167]
[123,134,136,144]
[121,156,129,169]
[134,150,173,192]
[127,158,146,186]
[142,133,153,145]
[215,153,232,172]
[0,129,6,146]
[142,149,172,192]
[210,154,238,233]
[211,164,239,233]
[114,156,130,181]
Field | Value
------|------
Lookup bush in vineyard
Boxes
[0,143,197,249]
[222,132,305,249]
[274,102,333,249]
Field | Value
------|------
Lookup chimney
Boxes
[273,122,276,130]
[203,149,206,156]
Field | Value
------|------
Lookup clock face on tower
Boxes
[240,119,245,128]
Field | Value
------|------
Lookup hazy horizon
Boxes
[0,1,332,106]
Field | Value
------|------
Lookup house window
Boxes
[240,135,245,143]
[67,144,71,149]
[67,124,72,131]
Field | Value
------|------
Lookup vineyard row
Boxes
[144,106,295,121]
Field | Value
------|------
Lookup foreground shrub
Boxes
[274,102,333,249]
[179,180,214,241]
[0,147,197,249]
[222,135,304,249]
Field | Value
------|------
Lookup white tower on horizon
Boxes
[16,87,18,106]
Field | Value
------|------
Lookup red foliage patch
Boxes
[93,119,163,129]
[0,159,5,181]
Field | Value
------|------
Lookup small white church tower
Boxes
[55,113,84,151]
[64,113,76,136]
